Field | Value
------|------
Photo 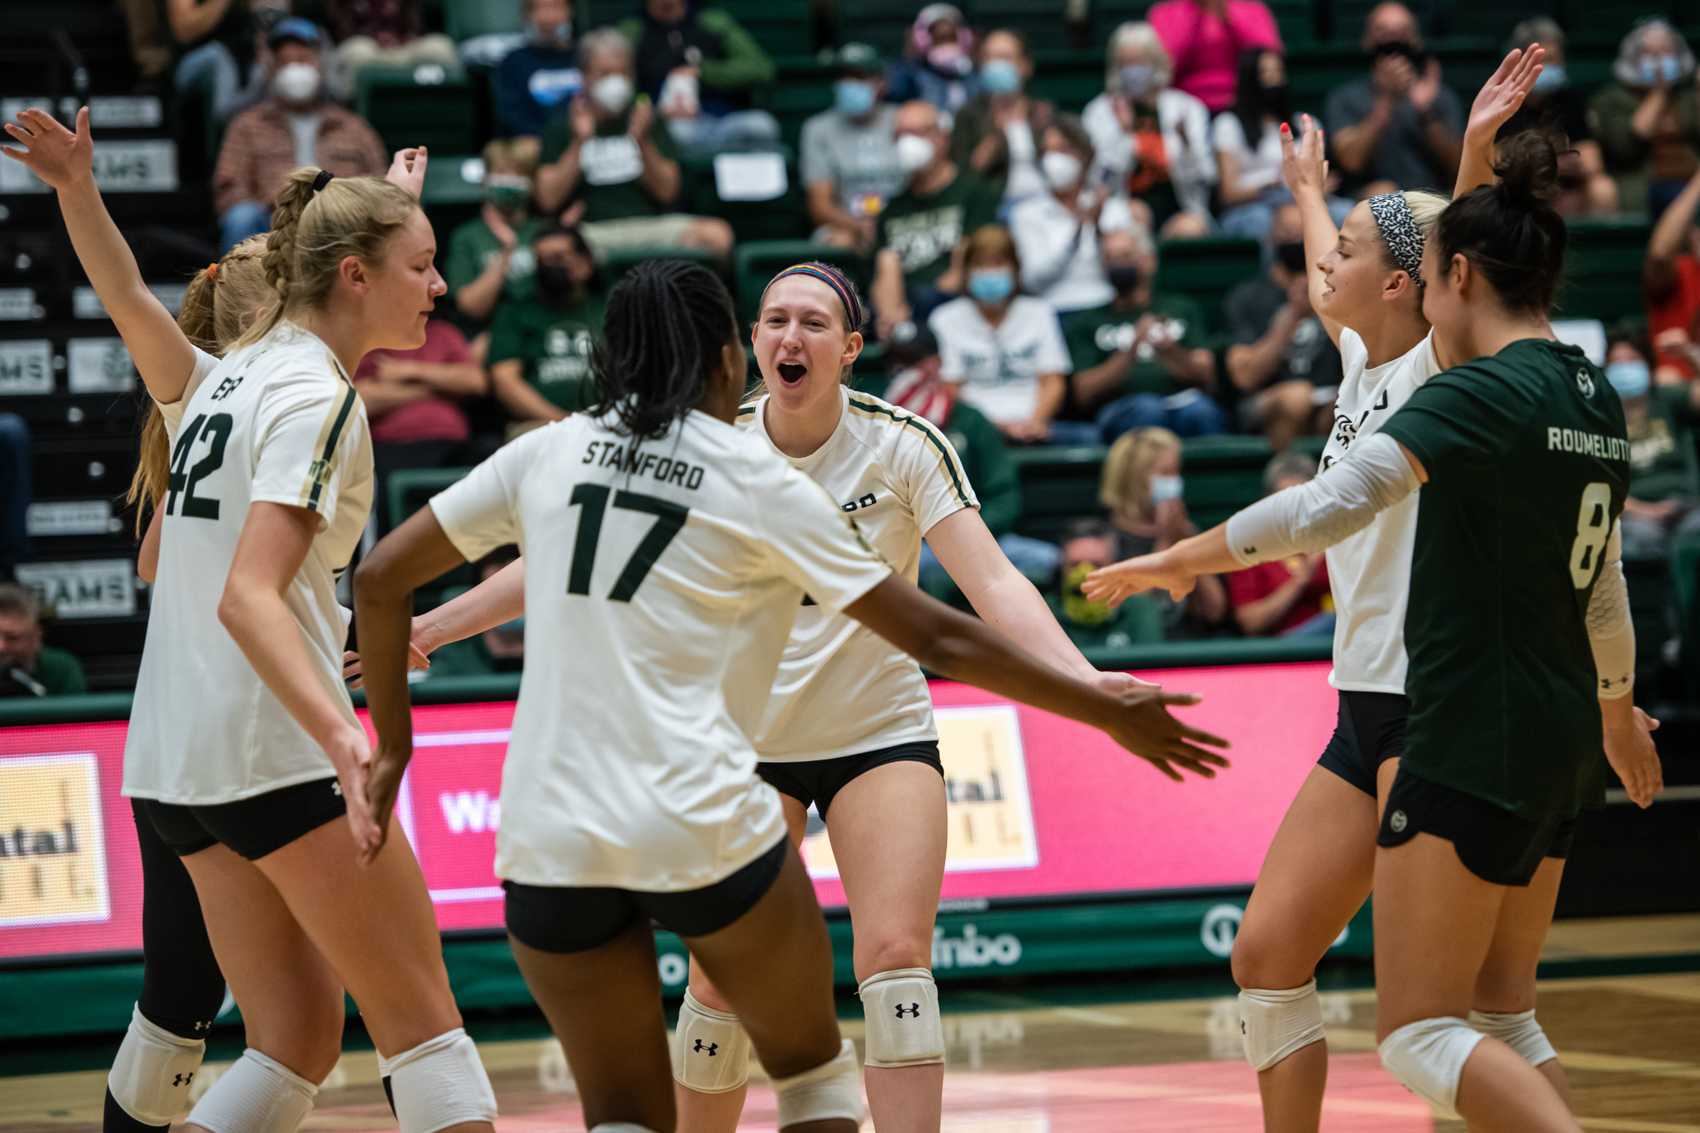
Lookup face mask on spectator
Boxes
[1263,81,1291,116]
[1275,240,1308,274]
[1150,473,1184,503]
[1041,151,1084,191]
[272,61,322,105]
[1606,359,1651,399]
[496,615,526,636]
[896,133,937,174]
[484,174,532,215]
[980,58,1023,94]
[1534,63,1566,92]
[528,21,572,47]
[1372,40,1425,67]
[537,261,577,301]
[927,42,971,76]
[1640,54,1682,85]
[834,79,877,116]
[1061,561,1115,627]
[591,73,634,115]
[1106,263,1141,294]
[968,267,1015,304]
[1119,63,1156,99]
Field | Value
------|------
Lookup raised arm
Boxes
[1455,45,1544,199]
[3,107,199,403]
[1278,116,1345,345]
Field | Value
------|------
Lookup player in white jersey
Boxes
[349,260,1227,1133]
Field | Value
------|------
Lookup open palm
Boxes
[1279,113,1328,200]
[1466,44,1545,140]
[1,105,92,191]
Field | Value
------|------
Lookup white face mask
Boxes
[591,73,634,115]
[272,61,321,105]
[1041,150,1083,191]
[896,134,937,174]
[1150,474,1184,503]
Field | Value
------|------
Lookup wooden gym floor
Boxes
[3,916,1697,1131]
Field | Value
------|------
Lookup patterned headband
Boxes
[762,262,865,331]
[1367,192,1424,285]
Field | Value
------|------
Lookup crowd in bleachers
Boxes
[4,0,1700,692]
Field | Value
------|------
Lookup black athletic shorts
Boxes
[1317,691,1410,796]
[1377,766,1577,887]
[136,777,348,861]
[504,836,789,954]
[756,740,944,817]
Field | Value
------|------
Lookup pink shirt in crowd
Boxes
[1148,0,1283,113]
[355,319,474,445]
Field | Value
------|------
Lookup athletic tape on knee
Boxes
[107,1004,208,1127]
[1378,1016,1485,1114]
[772,1039,864,1127]
[1468,1009,1557,1068]
[1239,981,1326,1071]
[378,1028,498,1133]
[857,967,945,1068]
[670,989,752,1093]
[181,1048,317,1133]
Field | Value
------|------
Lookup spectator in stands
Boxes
[119,0,175,82]
[1148,0,1282,115]
[1082,21,1216,238]
[1215,49,1353,240]
[422,548,526,677]
[1644,162,1700,382]
[800,43,903,254]
[0,414,27,581]
[353,318,485,523]
[929,224,1081,443]
[617,0,780,157]
[1225,452,1333,636]
[488,222,604,430]
[1500,18,1617,218]
[1010,115,1140,315]
[494,0,583,139]
[1098,427,1228,633]
[534,28,733,260]
[0,585,86,697]
[1324,2,1463,196]
[1049,519,1165,648]
[871,100,1001,337]
[1591,19,1700,218]
[1061,226,1224,439]
[447,138,543,334]
[212,17,389,251]
[886,3,978,115]
[165,0,264,124]
[1223,202,1340,450]
[950,29,1055,206]
[1609,333,1700,557]
[324,0,458,100]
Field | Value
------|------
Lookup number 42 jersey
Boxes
[1379,339,1629,822]
[124,322,373,805]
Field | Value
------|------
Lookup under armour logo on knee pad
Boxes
[693,1039,719,1056]
[172,1072,194,1087]
[895,1003,921,1019]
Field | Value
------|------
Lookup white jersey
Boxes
[124,322,373,804]
[429,408,893,891]
[1320,327,1440,694]
[739,388,978,761]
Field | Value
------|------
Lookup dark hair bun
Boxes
[1492,129,1561,207]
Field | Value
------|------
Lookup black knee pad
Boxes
[133,802,225,1037]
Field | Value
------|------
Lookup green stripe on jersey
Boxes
[845,393,972,509]
[303,385,358,512]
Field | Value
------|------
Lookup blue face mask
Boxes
[1534,63,1566,92]
[1606,360,1651,399]
[1642,54,1683,85]
[834,79,876,116]
[980,58,1023,95]
[968,268,1015,304]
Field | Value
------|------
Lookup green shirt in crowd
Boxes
[445,214,540,307]
[1,646,86,697]
[539,104,679,223]
[941,403,1019,537]
[1625,387,1699,503]
[488,291,607,412]
[1060,294,1208,400]
[877,171,1000,296]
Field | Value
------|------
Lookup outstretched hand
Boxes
[1279,113,1329,201]
[1,105,93,191]
[1083,551,1199,607]
[1102,684,1230,782]
[385,146,429,199]
[1466,44,1545,142]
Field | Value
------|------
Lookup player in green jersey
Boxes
[1084,130,1663,1132]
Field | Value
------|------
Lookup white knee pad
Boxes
[378,1028,498,1133]
[670,989,752,1093]
[1239,981,1326,1071]
[857,967,945,1068]
[772,1039,864,1127]
[182,1048,317,1133]
[1378,1016,1485,1114]
[108,1004,208,1126]
[1469,1009,1557,1068]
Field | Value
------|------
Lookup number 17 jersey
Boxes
[124,322,373,805]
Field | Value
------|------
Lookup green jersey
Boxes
[876,172,1000,295]
[1379,339,1630,821]
[539,104,679,223]
[487,292,606,412]
[445,215,539,304]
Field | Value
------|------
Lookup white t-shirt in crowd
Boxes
[1002,118,1045,204]
[1008,191,1137,313]
[125,322,373,804]
[929,295,1073,427]
[429,409,893,891]
[740,388,978,760]
[1320,326,1440,694]
[1211,112,1284,199]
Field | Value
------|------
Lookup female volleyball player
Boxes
[351,259,1227,1133]
[1086,130,1663,1131]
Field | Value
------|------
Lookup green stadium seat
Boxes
[356,64,479,154]
[1173,434,1279,529]
[766,63,836,153]
[680,150,811,244]
[974,0,1082,50]
[597,246,726,285]
[1563,218,1653,326]
[443,0,523,41]
[733,241,872,322]
[1028,50,1108,115]
[1153,237,1262,337]
[1010,444,1107,540]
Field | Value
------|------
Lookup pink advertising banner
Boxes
[0,662,1335,962]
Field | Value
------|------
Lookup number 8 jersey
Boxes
[124,322,374,804]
